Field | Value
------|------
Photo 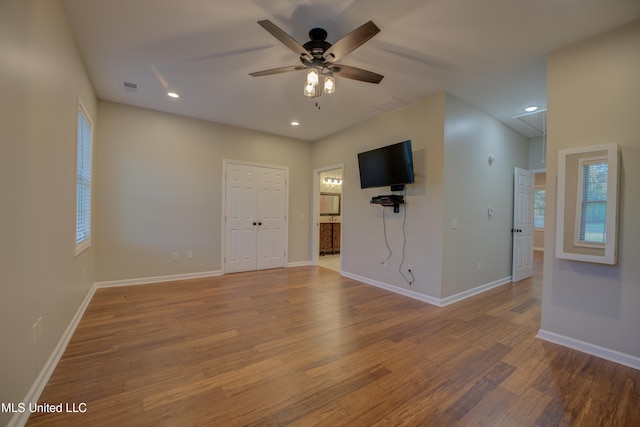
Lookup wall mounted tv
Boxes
[357,140,415,189]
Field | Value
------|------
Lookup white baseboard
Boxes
[8,283,98,427]
[94,265,316,287]
[536,329,640,371]
[341,271,443,306]
[439,276,512,306]
[94,270,222,288]
[288,261,312,268]
[341,272,512,307]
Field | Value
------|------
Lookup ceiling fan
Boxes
[249,20,384,98]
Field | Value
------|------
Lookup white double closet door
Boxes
[224,161,288,273]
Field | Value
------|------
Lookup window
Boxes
[556,143,618,264]
[576,158,607,245]
[534,187,545,229]
[75,101,93,255]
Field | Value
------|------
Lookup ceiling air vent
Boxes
[372,96,407,112]
[122,81,138,93]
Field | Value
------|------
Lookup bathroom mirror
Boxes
[320,193,341,216]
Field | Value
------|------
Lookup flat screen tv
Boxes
[357,140,415,189]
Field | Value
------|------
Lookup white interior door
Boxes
[224,161,287,273]
[225,163,258,273]
[512,167,535,282]
[256,167,286,270]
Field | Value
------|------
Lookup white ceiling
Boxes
[61,0,640,141]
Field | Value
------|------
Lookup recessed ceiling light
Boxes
[524,106,538,112]
[290,121,300,126]
[167,91,180,99]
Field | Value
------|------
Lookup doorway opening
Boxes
[313,165,343,273]
[512,167,546,283]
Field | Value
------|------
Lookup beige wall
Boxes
[95,101,313,282]
[313,93,446,298]
[542,20,640,358]
[312,92,526,301]
[0,0,97,423]
[442,94,529,297]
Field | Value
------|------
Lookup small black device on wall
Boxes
[370,194,404,212]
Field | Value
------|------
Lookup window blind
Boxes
[578,161,607,243]
[76,104,93,254]
[534,188,545,228]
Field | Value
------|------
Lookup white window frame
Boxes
[556,143,619,265]
[75,99,93,256]
[533,186,545,230]
[573,156,607,248]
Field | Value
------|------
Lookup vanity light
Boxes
[323,177,342,185]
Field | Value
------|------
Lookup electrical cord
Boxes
[398,188,415,285]
[379,188,414,285]
[381,205,392,265]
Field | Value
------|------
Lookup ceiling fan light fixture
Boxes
[251,20,383,99]
[323,74,336,94]
[304,80,320,98]
[306,68,320,86]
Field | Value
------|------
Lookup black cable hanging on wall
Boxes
[380,187,414,285]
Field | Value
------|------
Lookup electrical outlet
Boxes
[172,252,179,261]
[408,264,413,271]
[187,251,193,260]
[382,261,388,268]
[477,262,482,271]
[37,316,43,338]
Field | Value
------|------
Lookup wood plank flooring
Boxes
[28,253,640,426]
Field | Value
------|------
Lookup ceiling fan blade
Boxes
[257,20,313,61]
[249,65,306,77]
[323,21,380,63]
[333,64,384,84]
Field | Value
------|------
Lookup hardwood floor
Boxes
[317,254,341,272]
[28,253,640,426]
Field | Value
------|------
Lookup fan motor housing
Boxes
[302,28,332,61]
